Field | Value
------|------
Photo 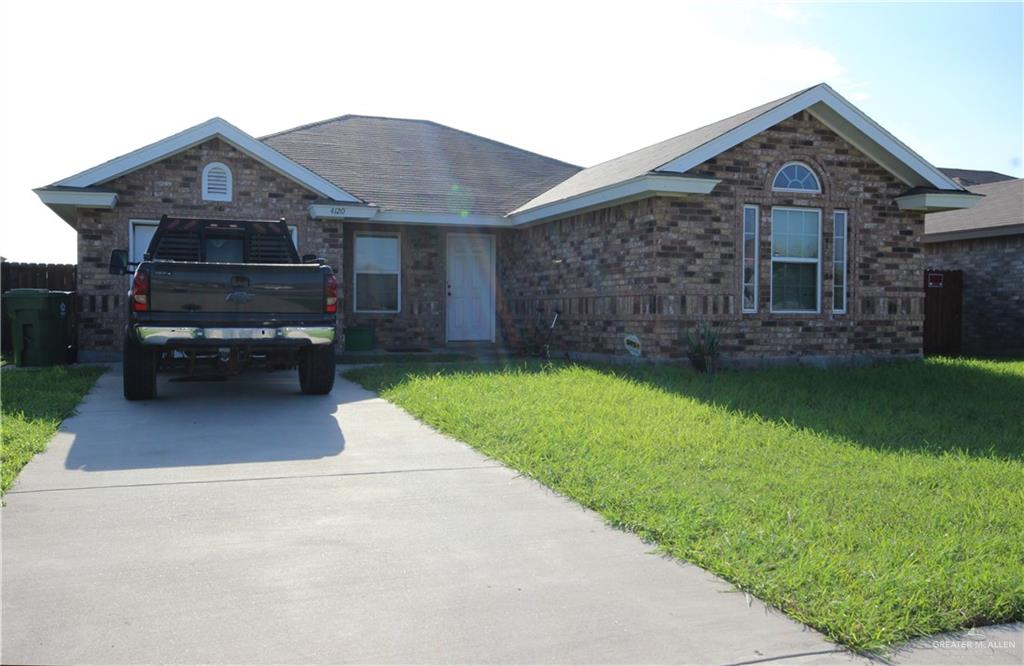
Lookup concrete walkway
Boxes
[0,367,990,664]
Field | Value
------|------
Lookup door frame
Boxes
[445,232,496,343]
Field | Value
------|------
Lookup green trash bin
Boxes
[3,289,75,367]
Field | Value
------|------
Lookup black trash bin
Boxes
[4,289,75,366]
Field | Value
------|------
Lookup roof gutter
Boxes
[921,223,1024,244]
[308,204,512,227]
[34,188,120,227]
[34,188,119,209]
[895,192,982,212]
[509,174,720,226]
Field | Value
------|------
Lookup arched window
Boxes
[772,162,821,193]
[202,162,232,202]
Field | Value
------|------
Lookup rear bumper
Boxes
[133,325,335,346]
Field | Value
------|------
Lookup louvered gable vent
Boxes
[202,162,232,202]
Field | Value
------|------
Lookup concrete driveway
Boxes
[3,367,867,665]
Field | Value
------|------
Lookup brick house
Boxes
[923,173,1023,355]
[36,83,980,363]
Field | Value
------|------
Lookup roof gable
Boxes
[51,117,361,203]
[262,115,581,217]
[36,87,977,228]
[513,83,963,216]
[511,88,809,215]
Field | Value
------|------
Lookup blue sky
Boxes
[773,1,1022,175]
[1,1,1021,262]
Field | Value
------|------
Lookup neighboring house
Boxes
[923,175,1023,355]
[36,83,979,364]
[936,167,1016,188]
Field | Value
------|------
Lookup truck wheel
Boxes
[123,333,158,401]
[299,344,336,395]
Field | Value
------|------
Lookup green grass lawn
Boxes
[2,365,105,494]
[345,358,1024,652]
[338,351,477,365]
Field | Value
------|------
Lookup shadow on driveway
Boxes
[64,369,345,471]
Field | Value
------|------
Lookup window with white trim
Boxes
[771,207,821,313]
[742,205,759,313]
[832,210,848,313]
[289,225,298,251]
[772,162,821,193]
[129,219,159,263]
[202,162,232,202]
[353,233,400,313]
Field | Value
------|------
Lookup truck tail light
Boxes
[324,272,338,314]
[131,267,150,312]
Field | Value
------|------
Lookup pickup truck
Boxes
[109,216,337,400]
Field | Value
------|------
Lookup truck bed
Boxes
[120,216,339,399]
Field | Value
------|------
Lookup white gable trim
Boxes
[55,117,362,203]
[895,192,982,212]
[656,84,963,192]
[509,174,720,226]
[34,189,118,208]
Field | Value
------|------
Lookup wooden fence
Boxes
[1,261,78,354]
[1,261,77,291]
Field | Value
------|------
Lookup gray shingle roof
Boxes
[938,168,1016,188]
[925,178,1023,240]
[510,87,810,214]
[261,115,580,216]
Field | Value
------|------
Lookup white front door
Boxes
[446,234,495,342]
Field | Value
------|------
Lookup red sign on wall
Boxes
[927,273,944,288]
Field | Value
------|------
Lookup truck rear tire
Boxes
[123,333,158,401]
[299,344,336,395]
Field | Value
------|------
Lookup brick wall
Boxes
[71,112,933,362]
[343,223,444,350]
[924,234,1024,355]
[499,111,926,363]
[73,138,342,356]
[343,223,502,351]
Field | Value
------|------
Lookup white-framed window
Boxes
[742,205,759,313]
[772,162,821,193]
[833,210,848,314]
[201,162,232,202]
[129,219,159,263]
[770,207,821,313]
[353,233,400,313]
[289,225,298,251]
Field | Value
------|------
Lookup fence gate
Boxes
[923,269,963,356]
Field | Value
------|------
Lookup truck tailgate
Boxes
[148,262,324,315]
